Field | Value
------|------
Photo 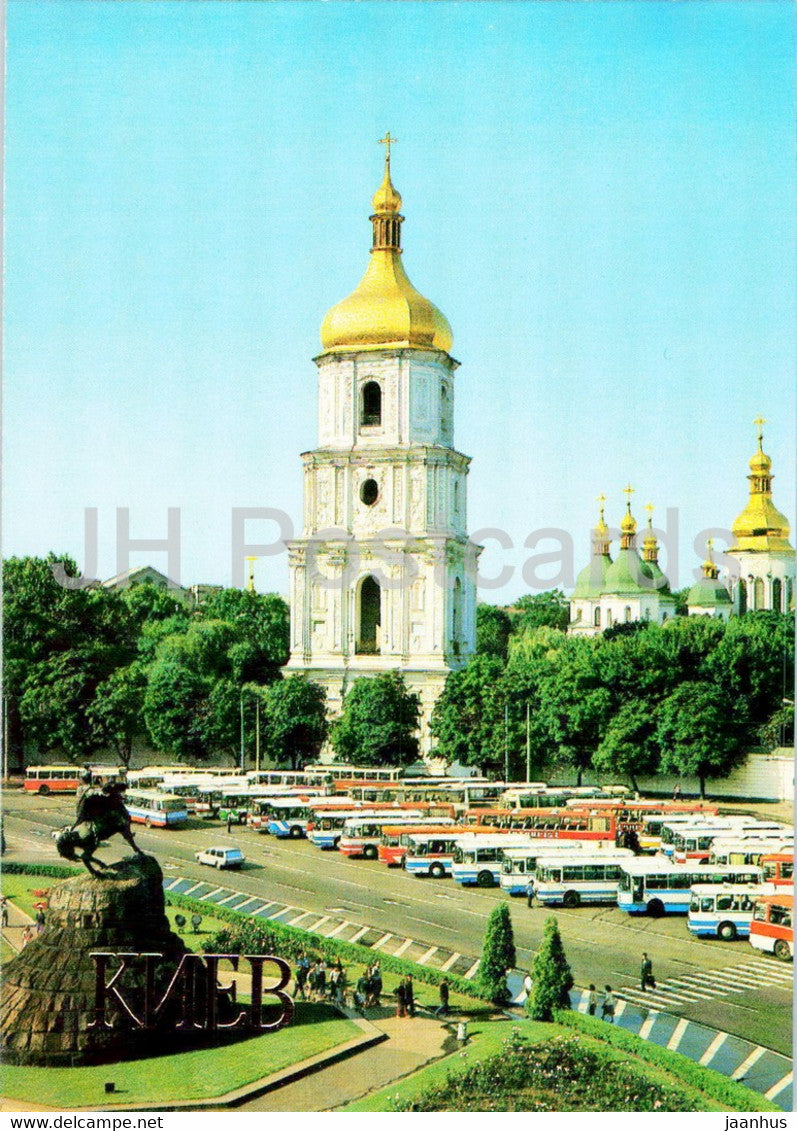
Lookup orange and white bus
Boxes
[23,765,124,794]
[749,894,793,962]
[462,807,617,842]
[761,853,795,888]
[378,824,465,867]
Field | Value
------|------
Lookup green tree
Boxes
[509,590,570,633]
[430,655,506,770]
[535,640,612,785]
[592,699,659,793]
[759,701,794,751]
[525,916,574,1021]
[194,589,290,683]
[703,613,794,731]
[86,662,147,766]
[143,661,209,761]
[265,676,329,769]
[656,681,747,798]
[476,604,512,660]
[332,672,420,766]
[478,902,516,1004]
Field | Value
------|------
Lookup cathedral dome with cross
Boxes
[320,133,453,355]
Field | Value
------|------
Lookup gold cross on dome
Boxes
[379,132,398,161]
[595,493,606,521]
[623,483,635,502]
[753,415,767,445]
[644,502,654,525]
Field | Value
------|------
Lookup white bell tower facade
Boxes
[286,140,479,756]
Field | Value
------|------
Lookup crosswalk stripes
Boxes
[393,938,413,957]
[618,960,795,1010]
[733,1045,767,1081]
[638,1010,659,1039]
[418,946,438,965]
[666,1017,689,1051]
[441,951,461,972]
[765,1071,793,1101]
[699,1032,728,1067]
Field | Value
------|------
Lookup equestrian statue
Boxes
[56,773,143,875]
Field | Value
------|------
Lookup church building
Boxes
[285,139,479,753]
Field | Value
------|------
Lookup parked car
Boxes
[194,845,245,870]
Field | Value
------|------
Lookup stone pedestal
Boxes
[1,855,192,1065]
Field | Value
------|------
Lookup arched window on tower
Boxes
[357,575,381,655]
[593,608,601,628]
[624,606,632,623]
[361,381,382,428]
[773,577,783,613]
[754,577,765,611]
[737,578,747,614]
[452,577,463,656]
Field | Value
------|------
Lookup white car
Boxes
[194,845,245,870]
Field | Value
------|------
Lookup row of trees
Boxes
[436,610,793,795]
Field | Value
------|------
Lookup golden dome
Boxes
[730,419,794,554]
[320,144,453,355]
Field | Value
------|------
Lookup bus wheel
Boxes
[429,862,445,879]
[718,921,737,941]
[145,817,152,829]
[38,784,50,795]
[774,939,792,962]
[477,871,494,888]
[647,898,664,918]
[363,845,377,860]
[563,891,580,909]
[289,826,302,839]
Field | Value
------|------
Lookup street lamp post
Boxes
[239,694,245,773]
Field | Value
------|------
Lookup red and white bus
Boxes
[462,807,617,843]
[24,765,124,794]
[749,894,793,962]
[761,853,795,888]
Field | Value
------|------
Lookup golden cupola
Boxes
[730,418,793,553]
[320,136,453,355]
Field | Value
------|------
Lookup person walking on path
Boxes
[34,909,45,934]
[640,952,656,992]
[587,984,598,1016]
[436,979,450,1017]
[21,925,33,947]
[404,975,415,1017]
[601,986,616,1023]
[293,961,307,1000]
[1,897,8,928]
[395,978,407,1018]
[370,962,382,1007]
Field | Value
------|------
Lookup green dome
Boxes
[573,554,612,598]
[643,560,672,595]
[603,549,656,596]
[687,577,732,608]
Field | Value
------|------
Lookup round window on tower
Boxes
[360,479,379,507]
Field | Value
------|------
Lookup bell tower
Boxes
[285,138,480,757]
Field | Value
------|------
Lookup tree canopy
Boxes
[332,672,421,766]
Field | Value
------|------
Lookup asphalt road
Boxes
[2,790,792,1056]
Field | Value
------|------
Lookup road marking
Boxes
[350,926,369,943]
[465,960,480,979]
[732,1045,767,1081]
[736,962,793,982]
[393,938,414,957]
[418,946,438,965]
[441,952,461,972]
[164,879,181,891]
[204,887,225,900]
[667,977,741,999]
[620,988,694,1007]
[638,1011,659,1040]
[254,902,277,914]
[699,1032,728,1066]
[666,1017,689,1052]
[307,916,331,933]
[216,893,240,906]
[183,883,204,896]
[235,897,260,911]
[765,1071,793,1101]
[288,911,315,926]
[614,999,626,1019]
[372,933,393,950]
[324,921,351,938]
[266,906,295,920]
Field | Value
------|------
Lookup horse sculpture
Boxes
[56,782,143,875]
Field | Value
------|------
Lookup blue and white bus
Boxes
[124,789,188,828]
[617,859,764,916]
[498,841,601,896]
[450,834,534,887]
[687,884,773,940]
[532,851,635,908]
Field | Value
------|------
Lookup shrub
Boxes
[478,902,516,1003]
[525,915,573,1021]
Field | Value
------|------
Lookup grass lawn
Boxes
[2,1003,360,1108]
[342,1017,744,1113]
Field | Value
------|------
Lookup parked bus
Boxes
[124,789,188,828]
[638,813,717,853]
[709,838,794,868]
[462,807,618,843]
[532,851,635,908]
[658,816,748,856]
[24,765,124,794]
[672,823,789,863]
[450,834,538,887]
[749,894,793,961]
[338,815,454,859]
[761,853,795,888]
[617,859,764,916]
[308,806,425,849]
[399,827,513,877]
[248,796,355,836]
[687,884,770,940]
[378,825,467,868]
[499,841,623,896]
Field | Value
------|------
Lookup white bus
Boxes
[532,851,635,908]
[687,884,773,940]
[124,789,188,828]
[669,821,786,863]
[338,814,445,859]
[450,834,536,887]
[617,858,764,916]
[659,817,751,857]
[249,795,354,837]
[709,837,794,868]
[498,841,607,896]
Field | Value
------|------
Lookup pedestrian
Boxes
[35,909,45,934]
[328,963,341,1001]
[356,972,369,1011]
[672,784,682,802]
[226,813,233,834]
[335,964,347,1006]
[315,960,327,1000]
[640,952,656,992]
[587,984,598,1016]
[395,978,407,1018]
[1,897,8,928]
[405,975,415,1017]
[293,961,307,1000]
[191,913,202,934]
[21,925,33,947]
[436,978,450,1017]
[370,962,382,1007]
[526,880,535,908]
[601,985,616,1023]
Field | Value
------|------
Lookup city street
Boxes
[3,789,792,1058]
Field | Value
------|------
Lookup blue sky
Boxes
[5,1,795,601]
